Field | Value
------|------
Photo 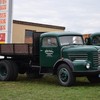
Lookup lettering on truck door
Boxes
[40,37,60,67]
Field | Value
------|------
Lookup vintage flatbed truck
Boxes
[0,31,100,86]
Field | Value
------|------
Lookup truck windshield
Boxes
[59,36,83,46]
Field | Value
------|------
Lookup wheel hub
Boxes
[0,66,7,76]
[59,68,68,82]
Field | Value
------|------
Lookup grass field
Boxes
[0,74,100,100]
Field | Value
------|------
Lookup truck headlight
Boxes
[86,63,90,69]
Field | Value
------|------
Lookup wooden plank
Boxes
[0,44,32,55]
[0,44,14,54]
[14,44,28,54]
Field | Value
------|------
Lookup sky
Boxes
[13,0,100,34]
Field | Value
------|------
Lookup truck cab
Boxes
[40,32,84,70]
[40,32,100,86]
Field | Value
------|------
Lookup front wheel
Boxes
[57,64,75,86]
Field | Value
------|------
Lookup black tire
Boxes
[57,64,75,86]
[10,61,18,81]
[87,74,100,83]
[0,60,13,81]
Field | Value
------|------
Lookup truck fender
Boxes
[53,58,74,75]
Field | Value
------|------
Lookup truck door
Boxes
[40,37,60,67]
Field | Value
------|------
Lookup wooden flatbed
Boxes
[0,44,33,56]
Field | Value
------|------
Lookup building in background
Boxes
[12,20,65,43]
[0,0,13,43]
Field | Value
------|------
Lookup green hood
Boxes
[62,45,100,66]
[62,45,100,53]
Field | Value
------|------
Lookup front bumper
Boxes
[73,70,100,76]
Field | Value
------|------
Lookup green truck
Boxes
[0,31,100,86]
[84,32,100,45]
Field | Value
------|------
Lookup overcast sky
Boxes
[13,0,100,34]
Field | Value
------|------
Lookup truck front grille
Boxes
[93,52,100,67]
[68,54,88,61]
[68,52,100,67]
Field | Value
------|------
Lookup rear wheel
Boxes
[0,60,18,81]
[0,60,13,81]
[57,64,75,86]
[10,61,18,81]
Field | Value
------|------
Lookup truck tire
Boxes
[87,74,100,83]
[57,64,75,86]
[0,60,13,81]
[10,61,18,81]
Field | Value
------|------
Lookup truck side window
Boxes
[42,37,57,47]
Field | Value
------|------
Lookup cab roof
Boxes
[41,31,82,37]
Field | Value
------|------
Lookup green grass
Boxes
[0,75,100,100]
